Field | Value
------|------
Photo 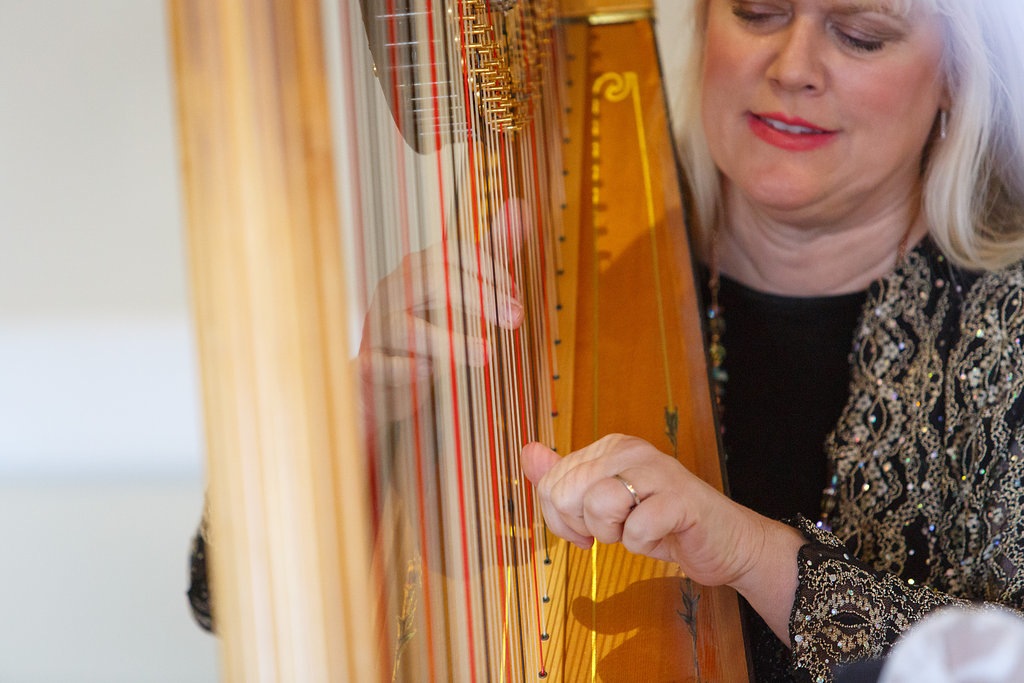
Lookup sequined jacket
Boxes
[785,238,1024,682]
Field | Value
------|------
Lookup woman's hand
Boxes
[521,433,806,644]
[522,434,759,584]
[358,201,525,419]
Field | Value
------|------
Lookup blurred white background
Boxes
[0,1,218,680]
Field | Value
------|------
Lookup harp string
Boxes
[359,0,444,675]
[456,3,538,678]
[344,0,563,678]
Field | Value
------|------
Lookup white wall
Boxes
[0,1,202,476]
[0,1,217,680]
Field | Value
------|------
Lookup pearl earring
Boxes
[939,110,948,140]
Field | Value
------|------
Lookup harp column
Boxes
[168,2,380,681]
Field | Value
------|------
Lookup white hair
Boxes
[655,0,1024,271]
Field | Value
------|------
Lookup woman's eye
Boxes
[834,27,886,53]
[731,3,787,25]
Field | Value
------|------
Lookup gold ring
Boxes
[612,474,641,509]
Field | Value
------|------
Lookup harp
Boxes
[169,0,750,680]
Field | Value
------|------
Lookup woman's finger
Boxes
[521,442,561,485]
[374,256,522,334]
[525,436,687,553]
[581,475,636,545]
[619,491,688,565]
[400,234,520,298]
[433,273,522,330]
[523,442,595,548]
[359,349,432,390]
[372,311,489,366]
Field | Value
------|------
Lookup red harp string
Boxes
[337,0,562,679]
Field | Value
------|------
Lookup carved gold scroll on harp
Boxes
[169,0,750,680]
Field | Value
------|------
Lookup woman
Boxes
[523,0,1024,680]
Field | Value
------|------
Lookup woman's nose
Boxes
[765,20,826,93]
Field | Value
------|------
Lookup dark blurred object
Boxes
[358,0,455,153]
[187,522,213,632]
[835,659,884,683]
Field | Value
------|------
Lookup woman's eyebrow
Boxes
[831,2,905,17]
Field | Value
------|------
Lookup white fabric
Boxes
[880,607,1024,682]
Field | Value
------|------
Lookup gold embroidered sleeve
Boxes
[787,517,969,682]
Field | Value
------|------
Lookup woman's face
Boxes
[701,0,948,225]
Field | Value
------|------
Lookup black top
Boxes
[710,273,867,522]
[701,271,868,681]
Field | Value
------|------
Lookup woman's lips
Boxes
[747,112,838,151]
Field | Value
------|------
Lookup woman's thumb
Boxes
[521,442,560,485]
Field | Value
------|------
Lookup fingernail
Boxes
[501,301,524,327]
